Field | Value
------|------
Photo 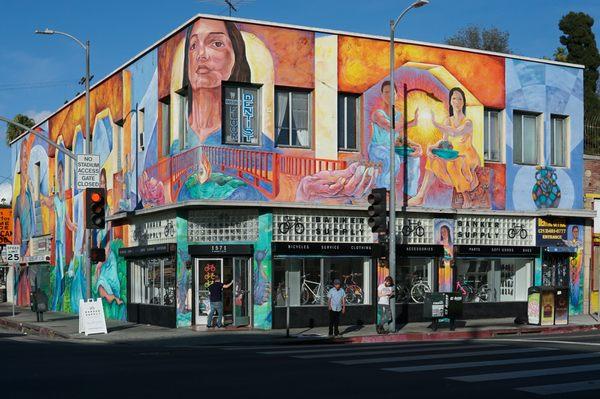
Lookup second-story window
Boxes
[484,108,501,162]
[160,97,170,157]
[223,84,260,145]
[513,111,540,165]
[138,108,145,152]
[338,93,360,151]
[275,89,311,148]
[551,115,568,167]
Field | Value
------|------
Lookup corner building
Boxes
[10,14,593,328]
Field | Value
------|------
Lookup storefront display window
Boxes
[396,258,433,303]
[456,259,532,302]
[273,257,371,307]
[130,257,176,306]
[542,254,569,287]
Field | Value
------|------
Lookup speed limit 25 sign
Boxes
[5,245,20,264]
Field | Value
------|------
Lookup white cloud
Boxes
[24,109,52,124]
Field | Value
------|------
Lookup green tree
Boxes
[445,25,511,53]
[558,12,600,116]
[5,114,34,145]
[553,46,568,62]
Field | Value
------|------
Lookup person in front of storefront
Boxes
[327,279,346,337]
[207,275,233,328]
[377,276,395,334]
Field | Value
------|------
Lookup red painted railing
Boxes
[143,145,346,201]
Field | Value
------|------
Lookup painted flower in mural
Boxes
[295,162,378,202]
[532,166,561,208]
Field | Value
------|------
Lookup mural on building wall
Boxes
[434,219,454,292]
[10,16,585,318]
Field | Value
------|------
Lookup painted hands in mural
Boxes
[139,171,166,207]
[295,162,379,202]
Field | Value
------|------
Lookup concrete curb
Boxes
[0,317,72,339]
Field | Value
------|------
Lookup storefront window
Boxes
[130,257,176,306]
[396,258,433,303]
[456,259,532,302]
[542,254,570,287]
[273,257,370,307]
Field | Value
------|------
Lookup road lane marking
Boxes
[450,363,600,382]
[481,338,600,347]
[294,344,501,359]
[383,351,598,373]
[517,379,600,395]
[334,347,551,366]
[258,341,458,355]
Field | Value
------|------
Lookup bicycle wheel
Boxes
[294,223,305,235]
[345,289,356,304]
[508,229,516,239]
[520,229,528,239]
[410,283,428,303]
[477,284,490,302]
[401,225,411,236]
[278,223,290,234]
[415,226,425,237]
[301,287,311,305]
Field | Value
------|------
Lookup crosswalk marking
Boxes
[516,379,600,396]
[334,347,551,366]
[383,351,600,373]
[258,341,456,355]
[293,344,501,359]
[450,363,600,382]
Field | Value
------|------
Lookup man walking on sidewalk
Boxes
[207,275,233,328]
[327,279,346,337]
[377,276,394,334]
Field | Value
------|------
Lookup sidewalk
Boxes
[1,303,599,346]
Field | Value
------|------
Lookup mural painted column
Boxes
[435,219,454,292]
[253,211,272,330]
[176,212,192,327]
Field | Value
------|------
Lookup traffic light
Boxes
[367,187,388,233]
[85,188,106,229]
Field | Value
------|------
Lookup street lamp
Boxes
[388,0,429,332]
[35,28,92,299]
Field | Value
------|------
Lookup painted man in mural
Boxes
[14,140,35,257]
[409,87,480,207]
[40,160,77,310]
[369,80,421,196]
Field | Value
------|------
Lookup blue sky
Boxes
[0,0,598,184]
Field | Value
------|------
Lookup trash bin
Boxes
[528,286,556,326]
[554,287,569,325]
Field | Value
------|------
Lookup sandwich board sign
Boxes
[78,298,108,336]
[76,154,100,190]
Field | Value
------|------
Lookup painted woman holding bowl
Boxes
[409,87,480,207]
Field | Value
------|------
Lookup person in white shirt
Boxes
[377,276,395,334]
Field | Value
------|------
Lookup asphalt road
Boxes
[3,326,600,398]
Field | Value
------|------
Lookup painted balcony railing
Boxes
[144,145,348,202]
[585,115,600,156]
[279,155,347,177]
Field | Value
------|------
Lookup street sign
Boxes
[5,245,20,264]
[76,154,100,190]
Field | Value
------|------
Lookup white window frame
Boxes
[160,97,171,157]
[484,108,502,162]
[338,93,361,151]
[513,111,542,166]
[275,88,312,149]
[222,83,261,146]
[550,114,569,168]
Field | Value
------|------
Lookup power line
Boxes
[0,80,77,91]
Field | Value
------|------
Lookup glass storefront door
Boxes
[195,258,223,325]
[194,257,251,327]
[233,257,251,327]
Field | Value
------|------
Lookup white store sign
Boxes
[76,154,100,190]
[455,216,536,247]
[129,212,177,246]
[78,298,107,336]
[273,210,372,243]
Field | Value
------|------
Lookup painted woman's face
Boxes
[187,19,235,89]
[450,91,464,113]
[441,227,449,241]
[381,85,396,104]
